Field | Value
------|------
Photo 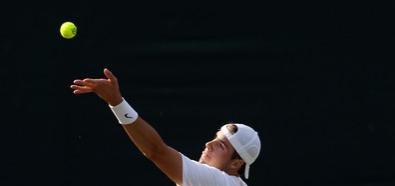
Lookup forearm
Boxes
[111,100,182,184]
[121,117,167,159]
[109,97,168,159]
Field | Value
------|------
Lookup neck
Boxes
[225,169,240,177]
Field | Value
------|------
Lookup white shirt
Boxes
[177,154,248,186]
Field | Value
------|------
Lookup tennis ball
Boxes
[60,22,77,39]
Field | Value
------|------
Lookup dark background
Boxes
[2,1,395,186]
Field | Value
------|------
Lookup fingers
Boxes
[73,79,98,87]
[71,78,97,93]
[71,69,116,95]
[82,78,107,85]
[72,89,93,94]
[73,79,86,86]
[70,85,93,94]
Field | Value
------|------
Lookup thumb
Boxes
[103,68,117,82]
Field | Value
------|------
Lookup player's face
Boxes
[199,131,235,170]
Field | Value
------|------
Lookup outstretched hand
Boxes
[70,68,123,106]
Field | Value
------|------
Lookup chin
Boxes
[199,157,206,163]
[199,155,210,164]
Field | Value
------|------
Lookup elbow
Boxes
[143,142,168,161]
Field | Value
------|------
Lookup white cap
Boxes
[220,123,261,179]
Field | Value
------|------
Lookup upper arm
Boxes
[150,145,183,185]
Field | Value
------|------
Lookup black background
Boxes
[2,1,395,186]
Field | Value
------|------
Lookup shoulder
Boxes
[180,154,247,186]
[181,154,220,173]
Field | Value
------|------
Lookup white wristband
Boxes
[109,98,138,125]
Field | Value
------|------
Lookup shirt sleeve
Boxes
[180,154,230,186]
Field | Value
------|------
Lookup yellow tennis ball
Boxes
[60,22,77,39]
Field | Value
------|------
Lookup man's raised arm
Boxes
[70,68,182,185]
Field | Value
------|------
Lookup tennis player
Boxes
[70,68,262,186]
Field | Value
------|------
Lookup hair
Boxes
[227,123,246,176]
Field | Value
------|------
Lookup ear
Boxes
[229,159,244,171]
